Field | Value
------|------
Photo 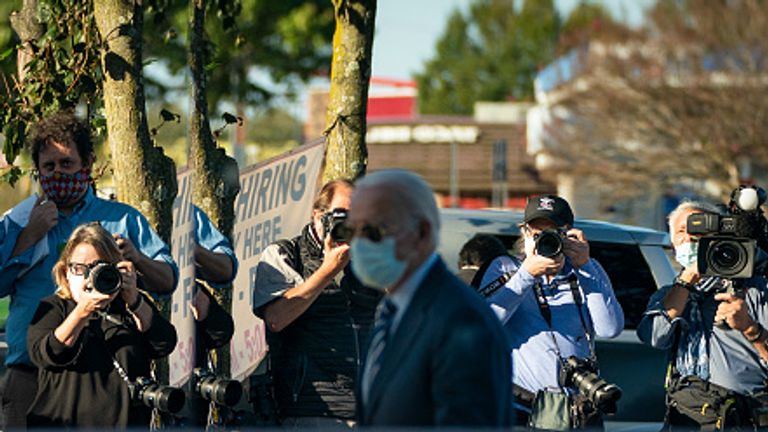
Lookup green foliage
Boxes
[416,0,617,115]
[0,1,21,79]
[144,0,334,111]
[0,0,102,184]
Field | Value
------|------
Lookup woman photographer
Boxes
[25,222,177,428]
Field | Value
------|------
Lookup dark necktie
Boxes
[364,298,398,401]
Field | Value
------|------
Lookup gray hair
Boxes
[667,199,723,229]
[355,169,441,245]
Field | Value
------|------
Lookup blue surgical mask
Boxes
[350,236,407,291]
[675,241,699,269]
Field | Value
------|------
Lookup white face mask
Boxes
[675,241,699,269]
[350,236,407,291]
[524,236,536,257]
[67,273,86,303]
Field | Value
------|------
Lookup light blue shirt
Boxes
[0,190,178,366]
[484,255,624,393]
[194,205,238,288]
[637,279,768,395]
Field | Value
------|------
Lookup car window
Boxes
[589,241,657,330]
[483,234,656,330]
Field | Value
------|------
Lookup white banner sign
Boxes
[169,169,197,387]
[230,140,326,381]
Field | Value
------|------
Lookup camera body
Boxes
[559,356,622,415]
[686,186,768,279]
[534,229,566,258]
[321,208,351,243]
[129,376,186,414]
[87,263,122,295]
[193,368,243,407]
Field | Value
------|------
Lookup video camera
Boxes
[559,356,622,415]
[128,376,186,414]
[687,185,768,279]
[321,208,352,243]
[534,229,567,258]
[192,368,243,407]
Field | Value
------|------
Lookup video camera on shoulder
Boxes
[687,185,768,279]
[321,208,352,243]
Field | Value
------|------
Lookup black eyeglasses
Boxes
[67,260,110,277]
[347,223,392,243]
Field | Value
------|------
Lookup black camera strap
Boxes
[566,274,594,348]
[94,311,163,431]
[477,269,516,298]
[532,273,597,361]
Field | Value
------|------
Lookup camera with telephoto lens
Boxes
[128,376,186,414]
[687,186,768,279]
[193,368,243,407]
[559,356,622,415]
[321,208,352,243]
[85,262,122,295]
[534,229,566,258]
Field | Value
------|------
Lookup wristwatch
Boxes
[673,274,696,291]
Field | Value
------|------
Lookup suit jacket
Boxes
[357,257,513,427]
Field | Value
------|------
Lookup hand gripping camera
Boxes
[321,208,352,243]
[85,262,122,295]
[534,229,567,258]
[193,368,243,407]
[128,376,186,414]
[687,185,768,278]
[559,356,622,415]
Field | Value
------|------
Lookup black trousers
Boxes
[1,365,38,430]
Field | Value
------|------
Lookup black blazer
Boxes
[356,257,513,427]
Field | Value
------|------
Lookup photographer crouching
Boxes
[479,195,625,430]
[25,222,179,428]
[638,187,768,431]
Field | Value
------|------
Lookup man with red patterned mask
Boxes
[0,110,178,430]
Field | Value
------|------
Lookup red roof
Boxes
[367,96,416,120]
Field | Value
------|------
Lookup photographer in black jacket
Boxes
[251,179,381,427]
[26,222,177,428]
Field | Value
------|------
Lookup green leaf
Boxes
[0,47,14,62]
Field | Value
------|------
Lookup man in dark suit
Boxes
[347,169,513,427]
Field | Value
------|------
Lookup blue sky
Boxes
[371,0,656,81]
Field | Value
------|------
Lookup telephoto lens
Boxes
[559,356,622,415]
[130,377,186,414]
[88,263,122,295]
[535,229,564,258]
[194,368,243,407]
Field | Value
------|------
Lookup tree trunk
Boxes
[93,0,177,243]
[9,0,43,82]
[189,0,240,240]
[189,0,241,376]
[323,0,377,182]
